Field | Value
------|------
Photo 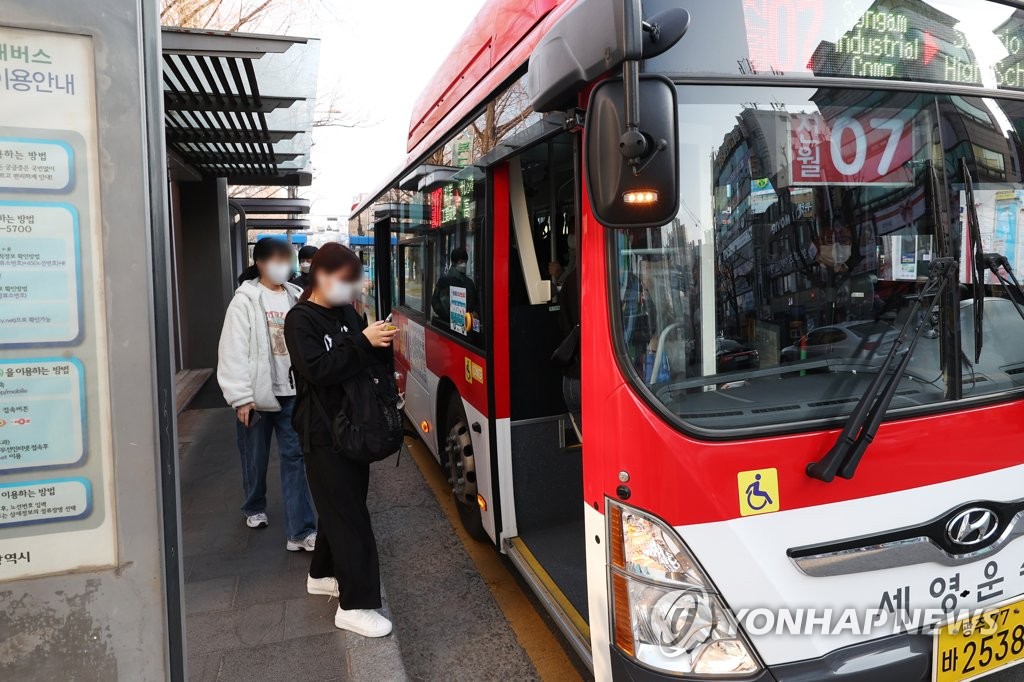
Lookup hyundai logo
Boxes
[945,507,1000,549]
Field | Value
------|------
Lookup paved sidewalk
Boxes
[370,441,544,681]
[179,407,407,682]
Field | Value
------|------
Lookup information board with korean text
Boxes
[0,26,115,580]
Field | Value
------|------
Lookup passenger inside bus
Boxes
[430,246,480,337]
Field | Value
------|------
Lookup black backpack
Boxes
[306,363,404,464]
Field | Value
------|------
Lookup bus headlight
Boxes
[608,500,761,676]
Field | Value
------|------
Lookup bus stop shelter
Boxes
[0,10,318,678]
[162,27,319,380]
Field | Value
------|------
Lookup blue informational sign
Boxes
[0,137,74,192]
[0,477,92,528]
[0,358,85,473]
[994,194,1018,279]
[0,26,116,581]
[449,285,467,335]
[0,201,81,346]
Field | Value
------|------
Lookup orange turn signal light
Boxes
[608,504,634,656]
[476,494,487,511]
[420,420,430,433]
[623,190,658,205]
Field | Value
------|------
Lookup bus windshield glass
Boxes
[610,85,1024,432]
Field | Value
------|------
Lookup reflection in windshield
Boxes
[650,0,1024,93]
[612,84,1024,431]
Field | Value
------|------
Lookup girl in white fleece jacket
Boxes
[216,237,316,551]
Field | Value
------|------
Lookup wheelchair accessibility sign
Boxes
[737,468,779,517]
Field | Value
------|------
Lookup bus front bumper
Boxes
[609,632,933,681]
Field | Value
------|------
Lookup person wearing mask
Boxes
[292,244,318,289]
[217,237,317,552]
[284,242,397,638]
[431,247,479,331]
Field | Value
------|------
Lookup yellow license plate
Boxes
[934,597,1024,682]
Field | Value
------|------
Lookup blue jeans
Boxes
[236,396,316,541]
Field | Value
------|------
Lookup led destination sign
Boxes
[734,0,1024,88]
[831,9,980,84]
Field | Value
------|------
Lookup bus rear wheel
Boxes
[443,392,487,541]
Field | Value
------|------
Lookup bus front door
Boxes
[500,133,591,663]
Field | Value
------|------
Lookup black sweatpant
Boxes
[304,444,381,610]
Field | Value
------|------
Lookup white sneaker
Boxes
[334,607,392,638]
[286,532,316,552]
[245,512,268,529]
[307,574,340,598]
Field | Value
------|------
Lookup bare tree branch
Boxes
[198,0,227,28]
[229,184,287,199]
[227,0,275,31]
[179,0,221,28]
[312,118,364,129]
[312,84,372,130]
[162,0,311,33]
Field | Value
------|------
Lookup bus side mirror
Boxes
[584,75,679,229]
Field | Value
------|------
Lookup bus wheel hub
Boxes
[446,417,476,506]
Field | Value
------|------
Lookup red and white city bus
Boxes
[350,1,1024,679]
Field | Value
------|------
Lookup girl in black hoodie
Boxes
[283,242,397,638]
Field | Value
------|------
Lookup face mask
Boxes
[834,244,852,264]
[324,280,357,306]
[454,262,468,274]
[299,262,311,274]
[264,262,292,286]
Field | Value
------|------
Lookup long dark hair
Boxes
[238,237,294,285]
[300,242,362,301]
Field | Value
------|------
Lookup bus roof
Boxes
[406,0,574,158]
[352,0,579,221]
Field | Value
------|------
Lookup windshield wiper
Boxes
[963,160,988,362]
[807,256,958,482]
[980,253,1024,322]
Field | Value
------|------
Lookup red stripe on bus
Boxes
[491,164,511,419]
[425,331,489,415]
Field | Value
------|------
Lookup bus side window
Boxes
[399,240,426,314]
[427,171,487,346]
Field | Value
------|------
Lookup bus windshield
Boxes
[610,84,1024,432]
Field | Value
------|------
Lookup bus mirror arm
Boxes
[619,60,648,164]
[806,257,958,483]
[619,9,690,171]
[617,69,673,172]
